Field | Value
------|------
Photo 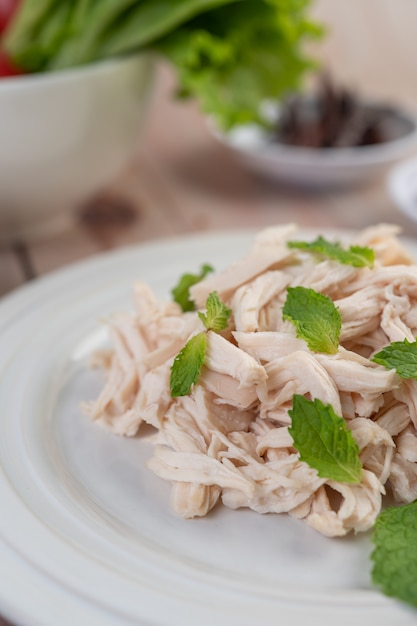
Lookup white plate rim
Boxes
[1,227,417,626]
[388,156,417,223]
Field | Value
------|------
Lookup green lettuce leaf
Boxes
[5,0,321,129]
[154,0,322,128]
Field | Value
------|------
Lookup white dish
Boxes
[0,53,154,243]
[388,156,417,223]
[1,229,417,626]
[211,103,417,187]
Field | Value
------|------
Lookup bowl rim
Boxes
[212,101,417,169]
[388,156,417,222]
[0,52,152,91]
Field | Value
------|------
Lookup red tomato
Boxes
[0,0,20,35]
[0,48,21,76]
[0,0,22,76]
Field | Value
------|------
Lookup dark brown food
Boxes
[273,74,387,149]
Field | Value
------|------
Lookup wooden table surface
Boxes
[1,1,417,624]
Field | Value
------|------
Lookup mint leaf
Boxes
[170,292,231,397]
[372,339,417,379]
[282,286,341,354]
[198,291,232,332]
[288,236,374,268]
[170,331,207,397]
[171,264,214,312]
[371,501,417,607]
[288,395,362,484]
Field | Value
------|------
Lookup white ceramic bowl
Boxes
[388,155,417,223]
[211,102,417,188]
[0,53,154,242]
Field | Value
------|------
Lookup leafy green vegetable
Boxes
[288,395,362,484]
[282,286,341,354]
[154,0,322,128]
[372,339,417,379]
[198,291,232,332]
[170,291,231,396]
[4,0,322,129]
[170,331,207,397]
[171,263,214,312]
[371,501,417,607]
[287,235,375,268]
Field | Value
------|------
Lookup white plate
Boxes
[388,156,417,223]
[1,229,416,626]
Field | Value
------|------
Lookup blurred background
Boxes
[1,0,417,294]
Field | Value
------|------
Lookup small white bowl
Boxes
[211,102,417,188]
[0,53,154,242]
[388,156,417,223]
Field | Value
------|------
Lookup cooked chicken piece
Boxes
[233,331,307,363]
[134,362,173,430]
[259,351,342,415]
[389,452,417,503]
[379,283,415,343]
[205,331,267,387]
[85,222,417,537]
[336,286,384,341]
[133,281,182,325]
[291,259,358,299]
[348,417,394,484]
[333,468,385,534]
[189,223,298,307]
[200,369,259,409]
[258,402,293,426]
[294,486,346,537]
[349,417,394,453]
[198,331,267,408]
[219,434,325,515]
[393,379,417,429]
[170,481,221,518]
[342,327,389,357]
[141,315,202,370]
[396,426,417,463]
[162,386,253,450]
[348,266,417,296]
[232,271,290,332]
[315,347,400,414]
[82,320,142,434]
[255,426,294,456]
[148,445,256,496]
[302,470,384,537]
[353,223,414,266]
[375,396,410,436]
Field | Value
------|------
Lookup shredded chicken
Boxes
[84,223,417,537]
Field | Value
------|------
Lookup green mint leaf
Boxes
[171,264,214,312]
[170,331,207,397]
[288,395,362,484]
[282,286,341,354]
[371,501,417,607]
[198,291,232,332]
[288,236,374,268]
[372,339,417,379]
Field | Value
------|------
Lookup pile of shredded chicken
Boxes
[83,223,417,537]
